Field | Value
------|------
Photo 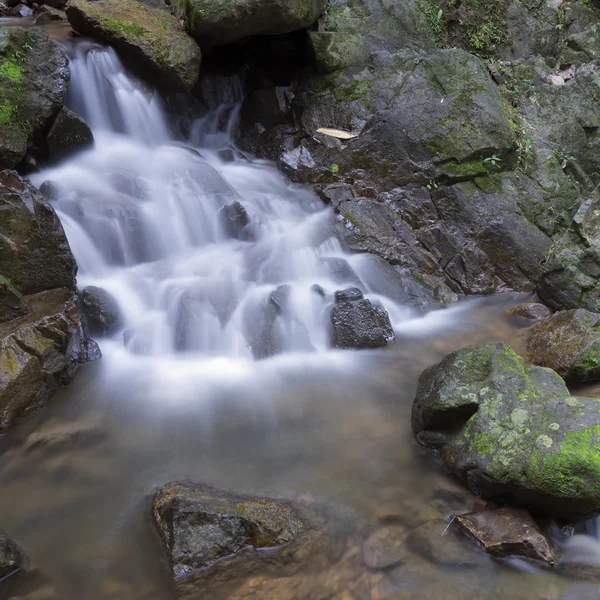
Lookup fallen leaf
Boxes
[316,127,358,140]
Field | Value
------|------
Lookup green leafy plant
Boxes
[483,154,502,168]
[330,163,339,174]
[426,180,439,191]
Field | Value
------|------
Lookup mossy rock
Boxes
[172,0,327,48]
[0,27,69,170]
[66,0,201,91]
[413,342,600,519]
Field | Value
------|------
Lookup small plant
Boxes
[555,6,566,30]
[554,149,576,169]
[483,154,502,168]
[426,180,438,191]
[516,134,535,170]
[330,163,339,174]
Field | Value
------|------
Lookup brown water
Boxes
[0,295,598,600]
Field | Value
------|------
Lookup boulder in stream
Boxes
[66,0,202,92]
[527,309,600,384]
[454,507,557,566]
[45,106,94,164]
[330,288,394,349]
[80,286,121,335]
[152,481,335,599]
[412,343,600,520]
[173,0,328,49]
[0,27,70,170]
[0,529,25,581]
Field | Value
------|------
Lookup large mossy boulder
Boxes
[0,170,76,296]
[173,0,327,49]
[152,481,334,599]
[538,188,600,312]
[66,0,201,91]
[527,309,600,384]
[412,343,600,520]
[0,27,69,170]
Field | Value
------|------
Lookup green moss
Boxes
[0,56,24,84]
[103,17,147,37]
[573,345,600,376]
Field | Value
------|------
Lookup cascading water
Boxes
[32,40,420,370]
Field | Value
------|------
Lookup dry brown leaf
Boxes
[315,127,358,140]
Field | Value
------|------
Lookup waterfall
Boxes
[31,39,418,367]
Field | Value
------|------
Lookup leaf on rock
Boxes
[315,128,358,140]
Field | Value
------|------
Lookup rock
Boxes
[0,289,81,432]
[18,4,33,17]
[330,287,394,349]
[508,302,552,321]
[80,286,121,335]
[34,4,66,24]
[0,530,25,581]
[547,74,566,86]
[218,200,251,240]
[526,309,600,384]
[454,507,557,566]
[38,0,67,8]
[0,27,69,169]
[45,106,94,163]
[269,284,291,315]
[66,0,201,92]
[0,170,76,296]
[173,0,327,49]
[539,188,600,312]
[151,481,335,598]
[0,276,28,324]
[412,342,600,519]
[362,525,410,570]
[320,257,363,287]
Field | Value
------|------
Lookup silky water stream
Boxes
[0,39,599,600]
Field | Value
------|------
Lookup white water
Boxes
[30,40,462,374]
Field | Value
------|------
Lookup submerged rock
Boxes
[45,106,94,164]
[219,200,251,240]
[0,530,25,581]
[508,302,552,321]
[66,0,201,92]
[80,286,121,335]
[527,309,600,384]
[173,0,327,49]
[330,288,394,349]
[151,481,335,599]
[412,343,600,519]
[0,27,70,170]
[454,507,557,566]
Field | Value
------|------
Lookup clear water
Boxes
[0,39,599,600]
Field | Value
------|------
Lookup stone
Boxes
[412,342,600,519]
[80,286,121,335]
[508,302,552,321]
[330,287,394,349]
[0,276,28,324]
[151,481,335,599]
[0,289,80,432]
[0,530,25,581]
[45,106,94,163]
[0,27,69,169]
[539,188,600,312]
[172,0,328,49]
[0,170,76,296]
[66,0,201,92]
[362,526,410,570]
[34,4,66,24]
[269,284,291,315]
[219,201,251,240]
[526,309,600,384]
[454,507,557,566]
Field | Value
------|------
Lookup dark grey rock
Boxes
[80,286,121,335]
[46,106,94,164]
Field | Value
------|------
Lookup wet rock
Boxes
[0,27,70,170]
[330,287,394,349]
[508,302,552,321]
[34,4,66,24]
[0,289,80,432]
[219,201,251,240]
[269,285,291,315]
[319,257,363,288]
[311,284,326,298]
[123,326,151,355]
[151,481,336,599]
[66,0,202,92]
[0,530,25,581]
[454,507,557,565]
[80,286,121,335]
[217,149,235,163]
[174,0,327,49]
[243,297,284,360]
[18,4,33,17]
[23,420,106,455]
[0,171,76,296]
[45,106,94,164]
[412,342,600,519]
[526,309,600,384]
